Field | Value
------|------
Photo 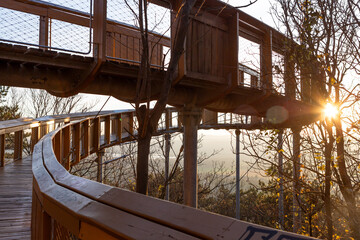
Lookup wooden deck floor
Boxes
[0,157,32,240]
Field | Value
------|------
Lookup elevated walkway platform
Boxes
[0,157,32,240]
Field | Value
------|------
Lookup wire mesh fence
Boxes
[0,8,40,46]
[0,0,92,54]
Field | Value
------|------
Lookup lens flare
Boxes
[323,103,338,119]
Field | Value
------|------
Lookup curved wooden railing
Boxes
[25,109,316,240]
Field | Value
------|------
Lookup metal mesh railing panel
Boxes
[49,19,92,54]
[0,8,40,45]
[107,0,171,37]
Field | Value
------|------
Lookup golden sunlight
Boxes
[323,103,338,119]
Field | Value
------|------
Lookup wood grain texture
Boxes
[0,157,32,240]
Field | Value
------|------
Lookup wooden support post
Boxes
[105,116,111,145]
[31,125,40,153]
[164,133,171,200]
[54,130,62,162]
[0,134,4,167]
[165,109,170,131]
[129,112,134,137]
[62,126,71,170]
[285,55,296,99]
[292,127,301,233]
[278,129,284,230]
[93,0,107,60]
[235,129,240,220]
[180,106,203,208]
[82,120,90,158]
[39,15,49,49]
[261,30,273,92]
[117,114,122,142]
[14,130,23,161]
[72,123,81,165]
[92,118,100,152]
[40,123,49,138]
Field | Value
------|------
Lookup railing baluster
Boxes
[72,123,81,165]
[82,120,90,158]
[105,116,111,145]
[14,130,23,161]
[92,117,100,152]
[54,129,62,162]
[117,113,122,142]
[62,126,71,170]
[31,124,40,152]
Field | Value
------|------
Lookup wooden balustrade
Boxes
[27,108,315,240]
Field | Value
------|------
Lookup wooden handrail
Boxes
[30,109,316,240]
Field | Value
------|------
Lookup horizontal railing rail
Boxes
[28,108,316,240]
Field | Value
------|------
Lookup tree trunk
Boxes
[334,115,360,239]
[324,121,333,240]
[136,132,152,194]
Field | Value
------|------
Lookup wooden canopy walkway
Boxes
[0,110,317,239]
[0,157,31,240]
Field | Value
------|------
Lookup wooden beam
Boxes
[62,126,71,170]
[260,30,273,92]
[105,116,111,145]
[31,125,40,152]
[93,0,107,60]
[82,120,90,158]
[72,123,81,165]
[14,130,23,161]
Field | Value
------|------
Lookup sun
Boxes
[323,103,338,119]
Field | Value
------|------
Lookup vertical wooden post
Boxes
[14,130,23,161]
[261,30,273,92]
[0,134,4,167]
[92,118,100,152]
[62,126,71,170]
[40,123,49,138]
[93,0,107,60]
[165,109,170,131]
[285,55,296,99]
[82,120,90,158]
[72,123,81,165]
[278,129,284,230]
[129,112,134,137]
[117,114,122,142]
[164,133,171,200]
[31,125,40,153]
[105,116,111,145]
[292,127,301,233]
[235,129,240,220]
[180,106,203,208]
[39,16,49,49]
[54,130,62,162]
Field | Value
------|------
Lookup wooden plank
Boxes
[224,12,239,87]
[117,114,122,143]
[0,134,4,167]
[14,130,23,161]
[0,157,32,239]
[82,120,90,158]
[128,36,134,62]
[54,130,62,162]
[92,118,100,152]
[31,126,40,152]
[204,25,212,74]
[120,35,128,60]
[62,126,70,170]
[72,123,81,165]
[198,21,205,73]
[105,116,111,145]
[93,0,107,60]
[191,20,199,73]
[260,30,273,91]
[211,27,218,76]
